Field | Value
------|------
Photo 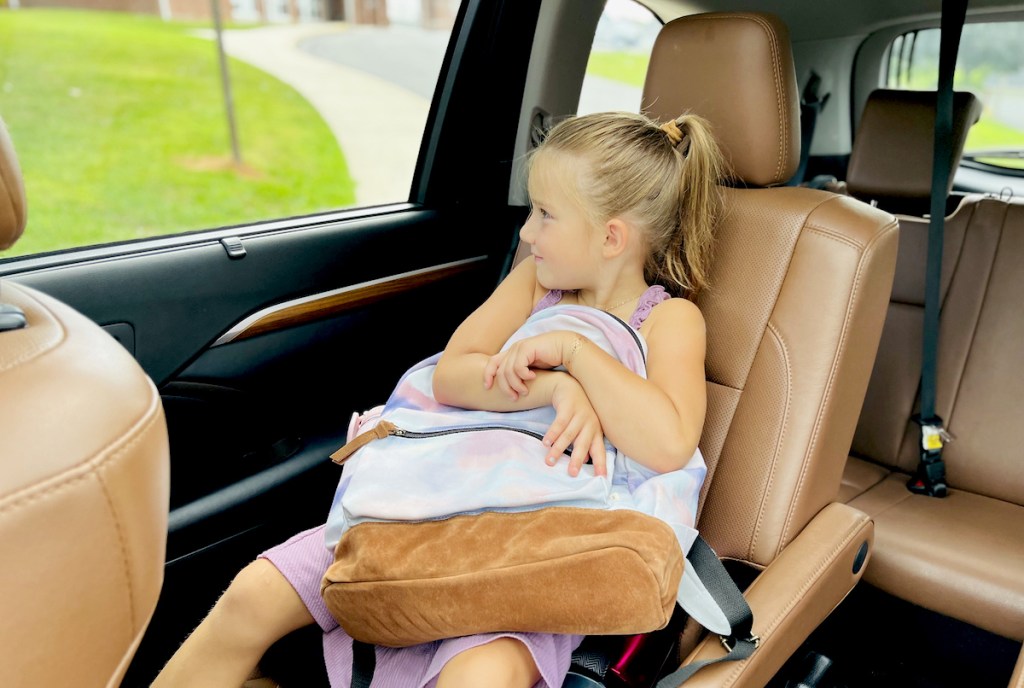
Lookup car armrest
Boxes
[669,502,873,687]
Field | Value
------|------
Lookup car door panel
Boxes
[1,0,544,681]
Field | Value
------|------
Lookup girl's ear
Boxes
[602,218,631,258]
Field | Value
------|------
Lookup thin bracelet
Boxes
[565,335,585,374]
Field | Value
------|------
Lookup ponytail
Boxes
[650,114,726,298]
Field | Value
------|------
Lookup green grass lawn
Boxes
[965,117,1024,169]
[0,9,355,258]
[586,51,649,87]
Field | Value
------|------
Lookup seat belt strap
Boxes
[909,0,968,498]
[787,71,829,186]
[351,639,376,688]
[656,536,757,687]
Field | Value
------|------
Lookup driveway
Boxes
[212,23,639,206]
[299,24,450,99]
[215,22,432,207]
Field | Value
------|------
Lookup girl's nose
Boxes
[519,216,535,243]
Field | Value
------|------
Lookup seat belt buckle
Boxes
[720,633,760,653]
[908,415,950,497]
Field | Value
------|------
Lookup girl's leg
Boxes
[152,559,315,688]
[435,637,542,688]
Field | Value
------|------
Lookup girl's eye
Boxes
[539,208,552,220]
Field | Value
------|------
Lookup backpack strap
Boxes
[351,639,375,688]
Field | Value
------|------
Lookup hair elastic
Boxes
[660,119,692,156]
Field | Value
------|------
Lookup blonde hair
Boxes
[529,111,727,297]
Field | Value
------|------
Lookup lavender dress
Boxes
[260,285,671,688]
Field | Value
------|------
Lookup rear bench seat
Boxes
[838,89,1024,642]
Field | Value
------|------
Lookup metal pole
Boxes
[211,0,242,164]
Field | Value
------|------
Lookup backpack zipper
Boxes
[331,314,644,466]
[331,419,568,465]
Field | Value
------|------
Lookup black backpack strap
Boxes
[656,537,757,687]
[351,639,376,688]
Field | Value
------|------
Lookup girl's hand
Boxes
[483,332,570,400]
[545,376,607,478]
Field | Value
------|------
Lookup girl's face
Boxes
[520,153,602,291]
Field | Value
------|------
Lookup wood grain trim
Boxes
[211,256,488,347]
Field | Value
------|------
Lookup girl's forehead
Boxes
[528,151,585,201]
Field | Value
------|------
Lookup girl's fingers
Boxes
[543,413,571,459]
[515,361,536,383]
[495,364,519,400]
[504,363,529,396]
[483,354,500,389]
[591,434,607,477]
[568,433,592,477]
[548,419,580,465]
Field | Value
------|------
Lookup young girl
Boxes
[152,110,725,688]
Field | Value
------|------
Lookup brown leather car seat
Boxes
[0,118,170,686]
[513,13,898,686]
[844,89,981,215]
[839,91,1024,642]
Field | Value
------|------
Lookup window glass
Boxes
[885,22,1024,170]
[0,1,459,259]
[578,0,661,116]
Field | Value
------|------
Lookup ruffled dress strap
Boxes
[629,285,670,329]
[530,289,566,315]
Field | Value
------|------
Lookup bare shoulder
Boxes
[641,297,706,343]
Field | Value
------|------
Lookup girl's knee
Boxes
[215,559,311,637]
[437,638,541,688]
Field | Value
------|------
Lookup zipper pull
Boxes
[330,420,398,465]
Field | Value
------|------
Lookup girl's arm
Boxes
[433,258,562,412]
[566,298,706,473]
[489,298,706,473]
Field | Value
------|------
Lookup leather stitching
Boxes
[804,224,865,251]
[779,217,898,551]
[749,321,792,561]
[0,385,162,515]
[0,387,161,640]
[719,515,870,686]
[942,198,1008,439]
[688,14,788,183]
[0,284,65,374]
[96,413,163,637]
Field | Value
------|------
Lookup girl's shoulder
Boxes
[639,295,705,340]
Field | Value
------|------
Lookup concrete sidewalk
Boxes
[203,23,641,207]
[213,23,431,207]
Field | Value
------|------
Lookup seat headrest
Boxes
[642,12,800,187]
[0,119,27,251]
[845,89,982,213]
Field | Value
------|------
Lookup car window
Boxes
[578,0,661,115]
[0,3,459,259]
[885,22,1024,171]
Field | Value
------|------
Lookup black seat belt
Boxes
[788,71,830,187]
[351,638,375,688]
[908,0,968,498]
[654,537,757,687]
